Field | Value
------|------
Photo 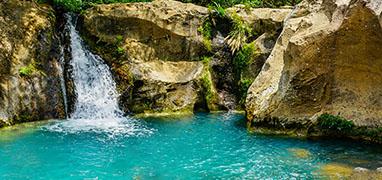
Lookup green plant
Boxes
[317,113,355,131]
[200,70,217,106]
[233,42,256,72]
[53,0,84,12]
[19,66,34,77]
[201,56,212,64]
[115,35,124,45]
[238,78,253,104]
[116,46,125,55]
[209,2,226,17]
[232,42,256,105]
[19,63,46,77]
[225,12,252,53]
[198,19,213,52]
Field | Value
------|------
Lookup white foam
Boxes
[45,14,154,137]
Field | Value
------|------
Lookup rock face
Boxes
[209,6,292,110]
[246,0,382,133]
[0,0,64,126]
[81,0,216,115]
[80,0,294,115]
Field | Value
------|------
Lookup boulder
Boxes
[82,0,208,62]
[0,0,64,126]
[120,61,206,115]
[246,0,382,133]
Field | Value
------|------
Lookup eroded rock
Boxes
[0,0,64,126]
[81,0,219,115]
[246,0,382,138]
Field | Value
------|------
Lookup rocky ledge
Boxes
[80,0,291,116]
[245,0,382,143]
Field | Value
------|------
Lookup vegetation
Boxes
[37,0,301,12]
[225,12,253,53]
[198,19,213,52]
[238,78,252,104]
[114,35,125,55]
[37,0,152,12]
[233,42,256,72]
[201,72,214,104]
[317,113,355,131]
[233,42,256,103]
[19,63,46,77]
[180,0,301,8]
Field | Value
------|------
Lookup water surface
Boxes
[0,113,381,179]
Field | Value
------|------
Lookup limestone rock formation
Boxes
[0,0,64,126]
[226,6,292,33]
[246,0,382,133]
[209,7,292,110]
[81,0,217,115]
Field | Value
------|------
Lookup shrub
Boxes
[317,113,355,131]
[208,2,226,17]
[225,12,252,53]
[233,42,256,72]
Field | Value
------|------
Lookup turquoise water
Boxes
[0,113,381,179]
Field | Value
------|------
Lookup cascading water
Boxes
[46,14,152,136]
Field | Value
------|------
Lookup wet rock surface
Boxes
[0,0,64,126]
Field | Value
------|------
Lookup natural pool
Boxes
[0,113,381,179]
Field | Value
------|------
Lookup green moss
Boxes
[19,63,46,77]
[201,72,213,103]
[232,42,257,105]
[201,56,212,64]
[233,42,256,72]
[317,113,355,131]
[198,19,213,52]
[115,35,124,45]
[238,78,253,104]
[116,46,125,55]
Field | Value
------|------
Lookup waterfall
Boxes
[46,14,153,136]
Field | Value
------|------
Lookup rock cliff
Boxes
[246,0,382,141]
[80,0,292,115]
[0,0,64,126]
[80,0,216,115]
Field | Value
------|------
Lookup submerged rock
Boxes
[287,148,311,158]
[0,0,64,126]
[246,0,382,141]
[320,163,354,178]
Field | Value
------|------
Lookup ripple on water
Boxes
[43,117,155,138]
[0,113,382,179]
